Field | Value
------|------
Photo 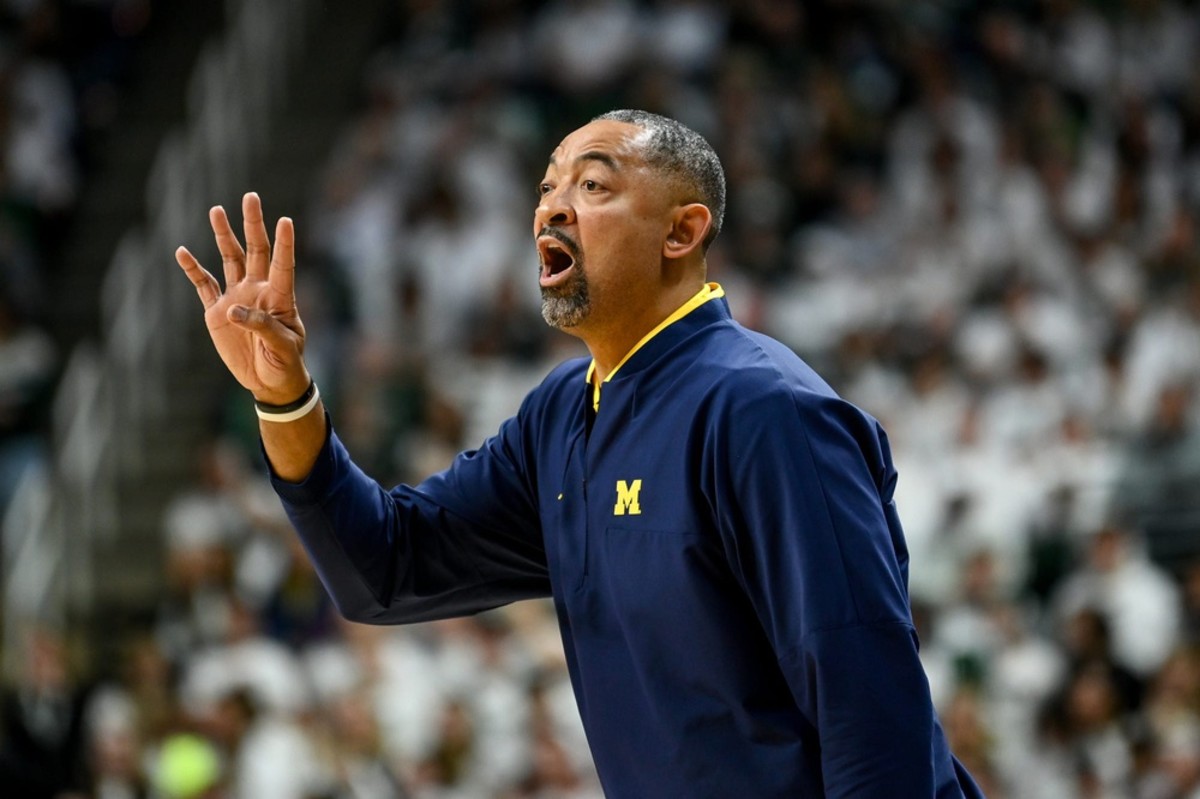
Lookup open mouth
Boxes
[538,236,578,286]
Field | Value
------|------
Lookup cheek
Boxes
[582,210,662,261]
[585,247,653,303]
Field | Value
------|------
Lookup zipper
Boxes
[577,476,589,588]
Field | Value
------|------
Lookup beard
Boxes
[540,251,591,329]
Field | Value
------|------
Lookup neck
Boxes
[583,277,706,383]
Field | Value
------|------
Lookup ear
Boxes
[663,203,712,261]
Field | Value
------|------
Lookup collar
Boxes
[587,282,726,412]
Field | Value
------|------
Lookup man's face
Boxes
[534,120,675,332]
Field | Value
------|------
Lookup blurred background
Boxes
[2,0,1200,796]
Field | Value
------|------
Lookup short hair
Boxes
[594,109,726,251]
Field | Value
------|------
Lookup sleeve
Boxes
[269,403,550,625]
[707,384,948,797]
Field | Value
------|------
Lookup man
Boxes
[176,110,984,797]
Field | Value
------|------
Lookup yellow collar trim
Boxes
[587,282,724,411]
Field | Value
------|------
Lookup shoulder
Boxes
[695,322,842,418]
[692,323,886,456]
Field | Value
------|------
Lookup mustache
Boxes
[536,227,581,259]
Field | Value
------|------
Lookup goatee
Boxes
[541,260,591,329]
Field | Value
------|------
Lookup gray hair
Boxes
[594,109,726,251]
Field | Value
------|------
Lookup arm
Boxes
[708,385,954,797]
[270,406,549,624]
[176,194,550,622]
[175,192,324,480]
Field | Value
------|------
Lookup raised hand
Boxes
[175,192,310,406]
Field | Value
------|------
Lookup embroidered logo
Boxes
[614,479,643,516]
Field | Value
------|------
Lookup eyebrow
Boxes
[547,151,620,171]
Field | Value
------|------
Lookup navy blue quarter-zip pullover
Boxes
[270,286,984,798]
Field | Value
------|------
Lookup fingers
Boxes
[269,216,296,300]
[243,192,271,281]
[210,205,246,286]
[175,246,222,309]
[205,193,288,292]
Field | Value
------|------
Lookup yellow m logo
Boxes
[614,479,643,516]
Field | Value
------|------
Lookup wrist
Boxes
[254,380,320,423]
[252,375,312,408]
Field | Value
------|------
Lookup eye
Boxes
[537,183,553,197]
[582,180,601,192]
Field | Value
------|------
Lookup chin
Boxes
[540,272,592,330]
[540,296,591,330]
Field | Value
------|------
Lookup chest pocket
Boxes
[601,526,709,626]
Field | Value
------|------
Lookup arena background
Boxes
[2,1,1200,796]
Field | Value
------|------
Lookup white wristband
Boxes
[254,382,321,423]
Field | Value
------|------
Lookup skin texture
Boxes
[178,120,714,482]
[535,119,713,379]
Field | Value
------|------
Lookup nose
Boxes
[535,187,575,232]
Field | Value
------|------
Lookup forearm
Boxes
[260,399,327,482]
[271,425,551,624]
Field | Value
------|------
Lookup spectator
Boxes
[0,627,91,798]
[1053,524,1182,678]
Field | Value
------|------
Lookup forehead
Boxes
[547,120,651,169]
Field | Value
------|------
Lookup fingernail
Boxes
[229,306,248,322]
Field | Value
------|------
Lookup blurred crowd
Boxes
[0,0,149,517]
[7,0,1200,797]
[0,0,75,519]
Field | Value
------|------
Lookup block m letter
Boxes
[614,479,643,516]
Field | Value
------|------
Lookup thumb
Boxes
[227,305,294,344]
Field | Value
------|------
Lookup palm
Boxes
[176,193,308,405]
[205,279,300,394]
